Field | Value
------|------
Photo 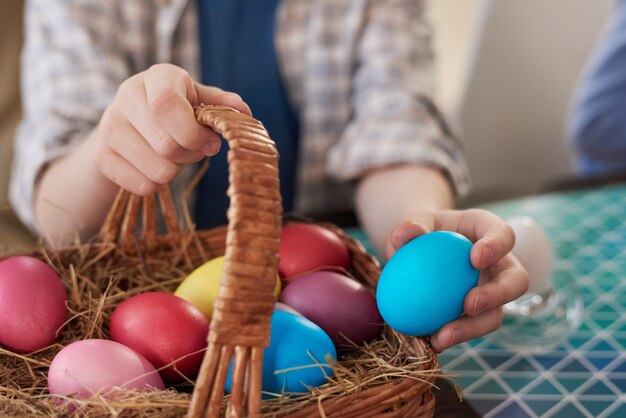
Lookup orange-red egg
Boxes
[278,223,350,280]
[110,292,209,383]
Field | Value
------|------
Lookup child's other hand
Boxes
[384,210,529,352]
[87,63,251,195]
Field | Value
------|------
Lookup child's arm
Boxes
[34,64,250,246]
[356,165,455,257]
[356,165,529,352]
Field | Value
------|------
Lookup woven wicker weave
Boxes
[189,106,282,418]
[193,105,438,417]
[3,105,439,417]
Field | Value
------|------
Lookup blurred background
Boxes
[0,0,616,246]
[430,0,613,203]
[0,0,27,247]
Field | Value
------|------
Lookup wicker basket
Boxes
[0,106,439,417]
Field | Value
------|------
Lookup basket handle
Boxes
[188,105,282,418]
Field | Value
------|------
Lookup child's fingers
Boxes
[144,71,221,154]
[430,307,504,353]
[119,82,213,163]
[106,121,182,186]
[469,221,516,269]
[193,83,252,116]
[418,209,515,268]
[96,149,157,196]
[384,221,431,259]
[464,255,529,316]
[436,209,514,251]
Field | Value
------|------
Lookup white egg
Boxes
[507,216,553,294]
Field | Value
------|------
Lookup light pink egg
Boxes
[48,339,164,401]
[0,256,67,353]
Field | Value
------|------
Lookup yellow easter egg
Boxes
[175,256,281,320]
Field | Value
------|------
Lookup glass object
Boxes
[494,216,583,351]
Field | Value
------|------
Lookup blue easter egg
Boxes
[226,310,336,396]
[376,231,479,336]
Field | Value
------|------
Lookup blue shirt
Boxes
[569,0,626,176]
[195,0,299,229]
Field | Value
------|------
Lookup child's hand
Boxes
[87,63,251,195]
[384,210,529,352]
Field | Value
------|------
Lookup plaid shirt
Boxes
[11,0,469,231]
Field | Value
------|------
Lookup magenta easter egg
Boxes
[279,271,383,348]
[0,256,67,353]
[48,339,164,401]
[278,223,350,280]
[110,292,209,383]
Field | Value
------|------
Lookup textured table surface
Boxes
[440,183,626,418]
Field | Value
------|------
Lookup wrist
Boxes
[355,164,454,256]
[34,128,120,244]
[74,129,118,195]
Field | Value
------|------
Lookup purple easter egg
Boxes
[279,271,383,349]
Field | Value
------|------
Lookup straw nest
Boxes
[0,221,443,417]
[2,105,444,417]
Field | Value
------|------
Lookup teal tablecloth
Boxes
[349,183,626,418]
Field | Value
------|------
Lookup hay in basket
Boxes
[0,105,441,417]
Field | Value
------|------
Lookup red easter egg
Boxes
[110,292,209,383]
[0,256,67,353]
[278,223,350,280]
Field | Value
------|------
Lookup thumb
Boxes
[384,221,431,260]
[193,82,252,116]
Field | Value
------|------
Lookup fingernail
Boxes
[202,141,221,156]
[481,245,493,267]
[390,222,423,250]
[448,328,463,347]
[436,328,455,349]
[431,335,443,353]
[474,294,489,315]
[390,230,407,250]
